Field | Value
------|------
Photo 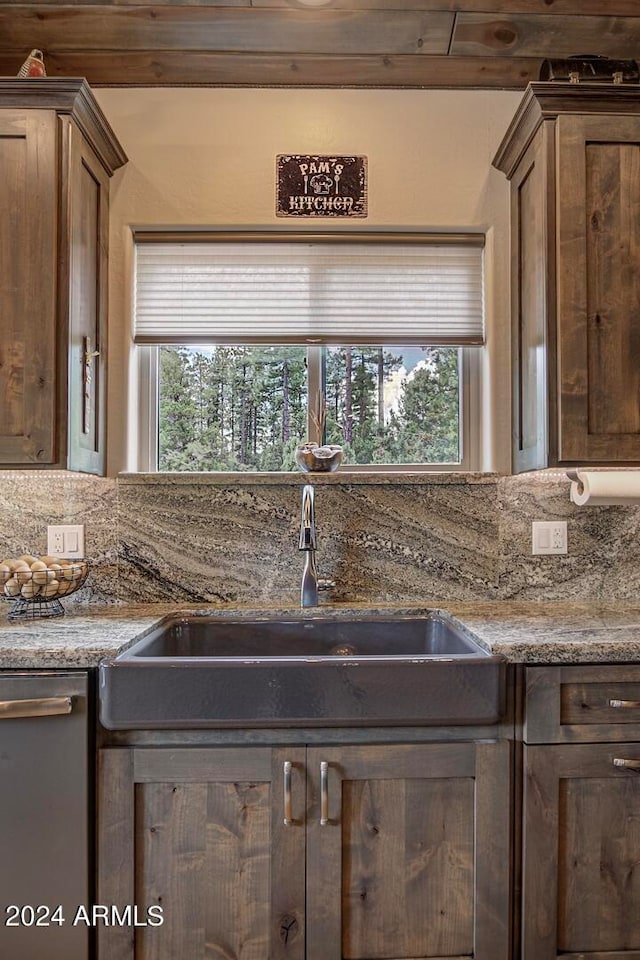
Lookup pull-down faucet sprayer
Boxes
[299,483,334,608]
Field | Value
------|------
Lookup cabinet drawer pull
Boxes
[613,758,640,771]
[609,699,640,709]
[320,761,329,826]
[283,761,294,826]
[0,697,72,719]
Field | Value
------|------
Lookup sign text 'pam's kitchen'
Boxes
[276,155,367,218]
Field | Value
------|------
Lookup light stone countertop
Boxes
[1,600,640,668]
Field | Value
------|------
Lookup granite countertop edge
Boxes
[1,599,640,668]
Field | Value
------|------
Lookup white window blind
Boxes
[134,237,484,345]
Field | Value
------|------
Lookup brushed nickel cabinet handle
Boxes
[613,758,640,771]
[320,761,329,826]
[283,761,294,826]
[0,697,72,720]
[609,699,640,709]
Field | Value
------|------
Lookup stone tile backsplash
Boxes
[497,471,640,601]
[0,472,118,603]
[117,475,500,605]
[0,470,637,605]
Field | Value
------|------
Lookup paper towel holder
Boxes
[565,469,583,493]
[566,468,640,506]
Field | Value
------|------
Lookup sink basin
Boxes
[99,612,505,729]
[120,614,485,659]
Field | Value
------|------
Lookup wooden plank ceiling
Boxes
[0,0,639,89]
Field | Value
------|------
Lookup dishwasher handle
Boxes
[0,697,73,719]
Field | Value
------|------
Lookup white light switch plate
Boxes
[47,524,85,559]
[532,520,567,555]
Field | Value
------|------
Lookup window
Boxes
[134,233,484,472]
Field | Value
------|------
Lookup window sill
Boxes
[118,471,499,486]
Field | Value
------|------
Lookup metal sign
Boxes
[276,155,368,218]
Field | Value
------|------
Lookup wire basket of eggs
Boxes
[1,555,89,620]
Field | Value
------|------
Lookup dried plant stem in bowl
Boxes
[310,388,327,442]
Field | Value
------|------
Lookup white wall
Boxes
[95,87,522,475]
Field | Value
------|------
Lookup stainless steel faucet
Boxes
[299,483,334,607]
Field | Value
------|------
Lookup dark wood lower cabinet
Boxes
[306,742,511,960]
[98,740,511,960]
[99,746,306,960]
[523,742,640,960]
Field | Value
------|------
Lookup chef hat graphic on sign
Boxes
[310,174,334,196]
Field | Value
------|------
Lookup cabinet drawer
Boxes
[525,664,640,743]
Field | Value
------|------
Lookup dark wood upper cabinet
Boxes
[0,79,126,474]
[494,83,640,471]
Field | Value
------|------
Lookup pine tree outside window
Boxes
[133,233,484,473]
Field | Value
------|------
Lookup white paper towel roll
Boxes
[568,470,640,506]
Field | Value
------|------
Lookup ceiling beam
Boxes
[452,13,640,57]
[1,0,639,12]
[0,50,541,88]
[0,7,455,55]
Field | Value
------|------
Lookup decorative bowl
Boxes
[295,442,343,473]
[1,555,89,619]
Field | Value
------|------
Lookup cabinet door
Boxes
[557,114,640,463]
[98,746,306,960]
[0,109,58,465]
[62,118,109,475]
[306,742,511,960]
[510,121,554,473]
[523,742,640,958]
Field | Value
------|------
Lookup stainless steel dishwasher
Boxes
[0,672,90,960]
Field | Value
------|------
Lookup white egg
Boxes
[4,577,20,597]
[20,580,39,599]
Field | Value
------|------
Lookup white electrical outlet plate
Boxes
[532,520,567,556]
[47,524,85,559]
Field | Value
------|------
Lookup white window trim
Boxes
[135,344,480,473]
[136,345,159,473]
[131,229,484,474]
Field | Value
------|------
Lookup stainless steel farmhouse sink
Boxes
[99,612,505,729]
